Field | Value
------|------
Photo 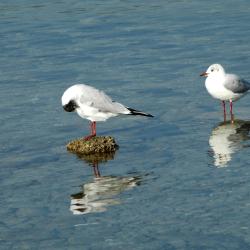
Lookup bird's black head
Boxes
[63,100,78,112]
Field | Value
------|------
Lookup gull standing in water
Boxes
[200,64,250,123]
[62,84,153,139]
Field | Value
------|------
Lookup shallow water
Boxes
[1,0,250,249]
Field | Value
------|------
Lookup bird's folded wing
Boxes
[224,74,250,94]
[79,86,129,114]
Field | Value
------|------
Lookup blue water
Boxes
[1,0,250,249]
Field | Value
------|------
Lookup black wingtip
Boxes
[127,107,154,117]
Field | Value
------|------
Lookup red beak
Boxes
[200,72,208,77]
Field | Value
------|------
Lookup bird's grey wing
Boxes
[224,74,250,94]
[79,85,129,114]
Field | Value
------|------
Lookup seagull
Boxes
[62,84,153,139]
[200,64,250,123]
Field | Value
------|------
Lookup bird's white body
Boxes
[61,84,131,122]
[76,102,118,122]
[205,74,244,101]
[203,64,249,102]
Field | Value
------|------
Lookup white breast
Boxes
[76,103,118,122]
[205,77,242,101]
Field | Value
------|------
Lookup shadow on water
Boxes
[208,120,250,168]
[70,151,142,215]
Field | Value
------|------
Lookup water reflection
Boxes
[70,152,141,215]
[208,120,250,167]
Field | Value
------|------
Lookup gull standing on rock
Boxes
[200,64,250,123]
[62,84,153,140]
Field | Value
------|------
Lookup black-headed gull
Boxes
[200,64,250,123]
[62,84,153,139]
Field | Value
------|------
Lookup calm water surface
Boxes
[1,0,250,249]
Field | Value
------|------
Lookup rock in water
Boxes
[66,136,119,155]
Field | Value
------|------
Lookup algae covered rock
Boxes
[66,136,119,155]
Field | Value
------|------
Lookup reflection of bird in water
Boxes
[70,175,141,215]
[208,120,250,167]
[70,151,142,215]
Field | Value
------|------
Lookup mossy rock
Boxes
[67,136,119,155]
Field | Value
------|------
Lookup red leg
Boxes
[92,121,96,136]
[230,100,234,123]
[84,121,97,140]
[222,101,226,122]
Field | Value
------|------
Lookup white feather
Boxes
[62,84,130,122]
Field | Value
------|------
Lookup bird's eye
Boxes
[211,69,214,72]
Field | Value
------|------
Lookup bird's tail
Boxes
[127,107,154,117]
